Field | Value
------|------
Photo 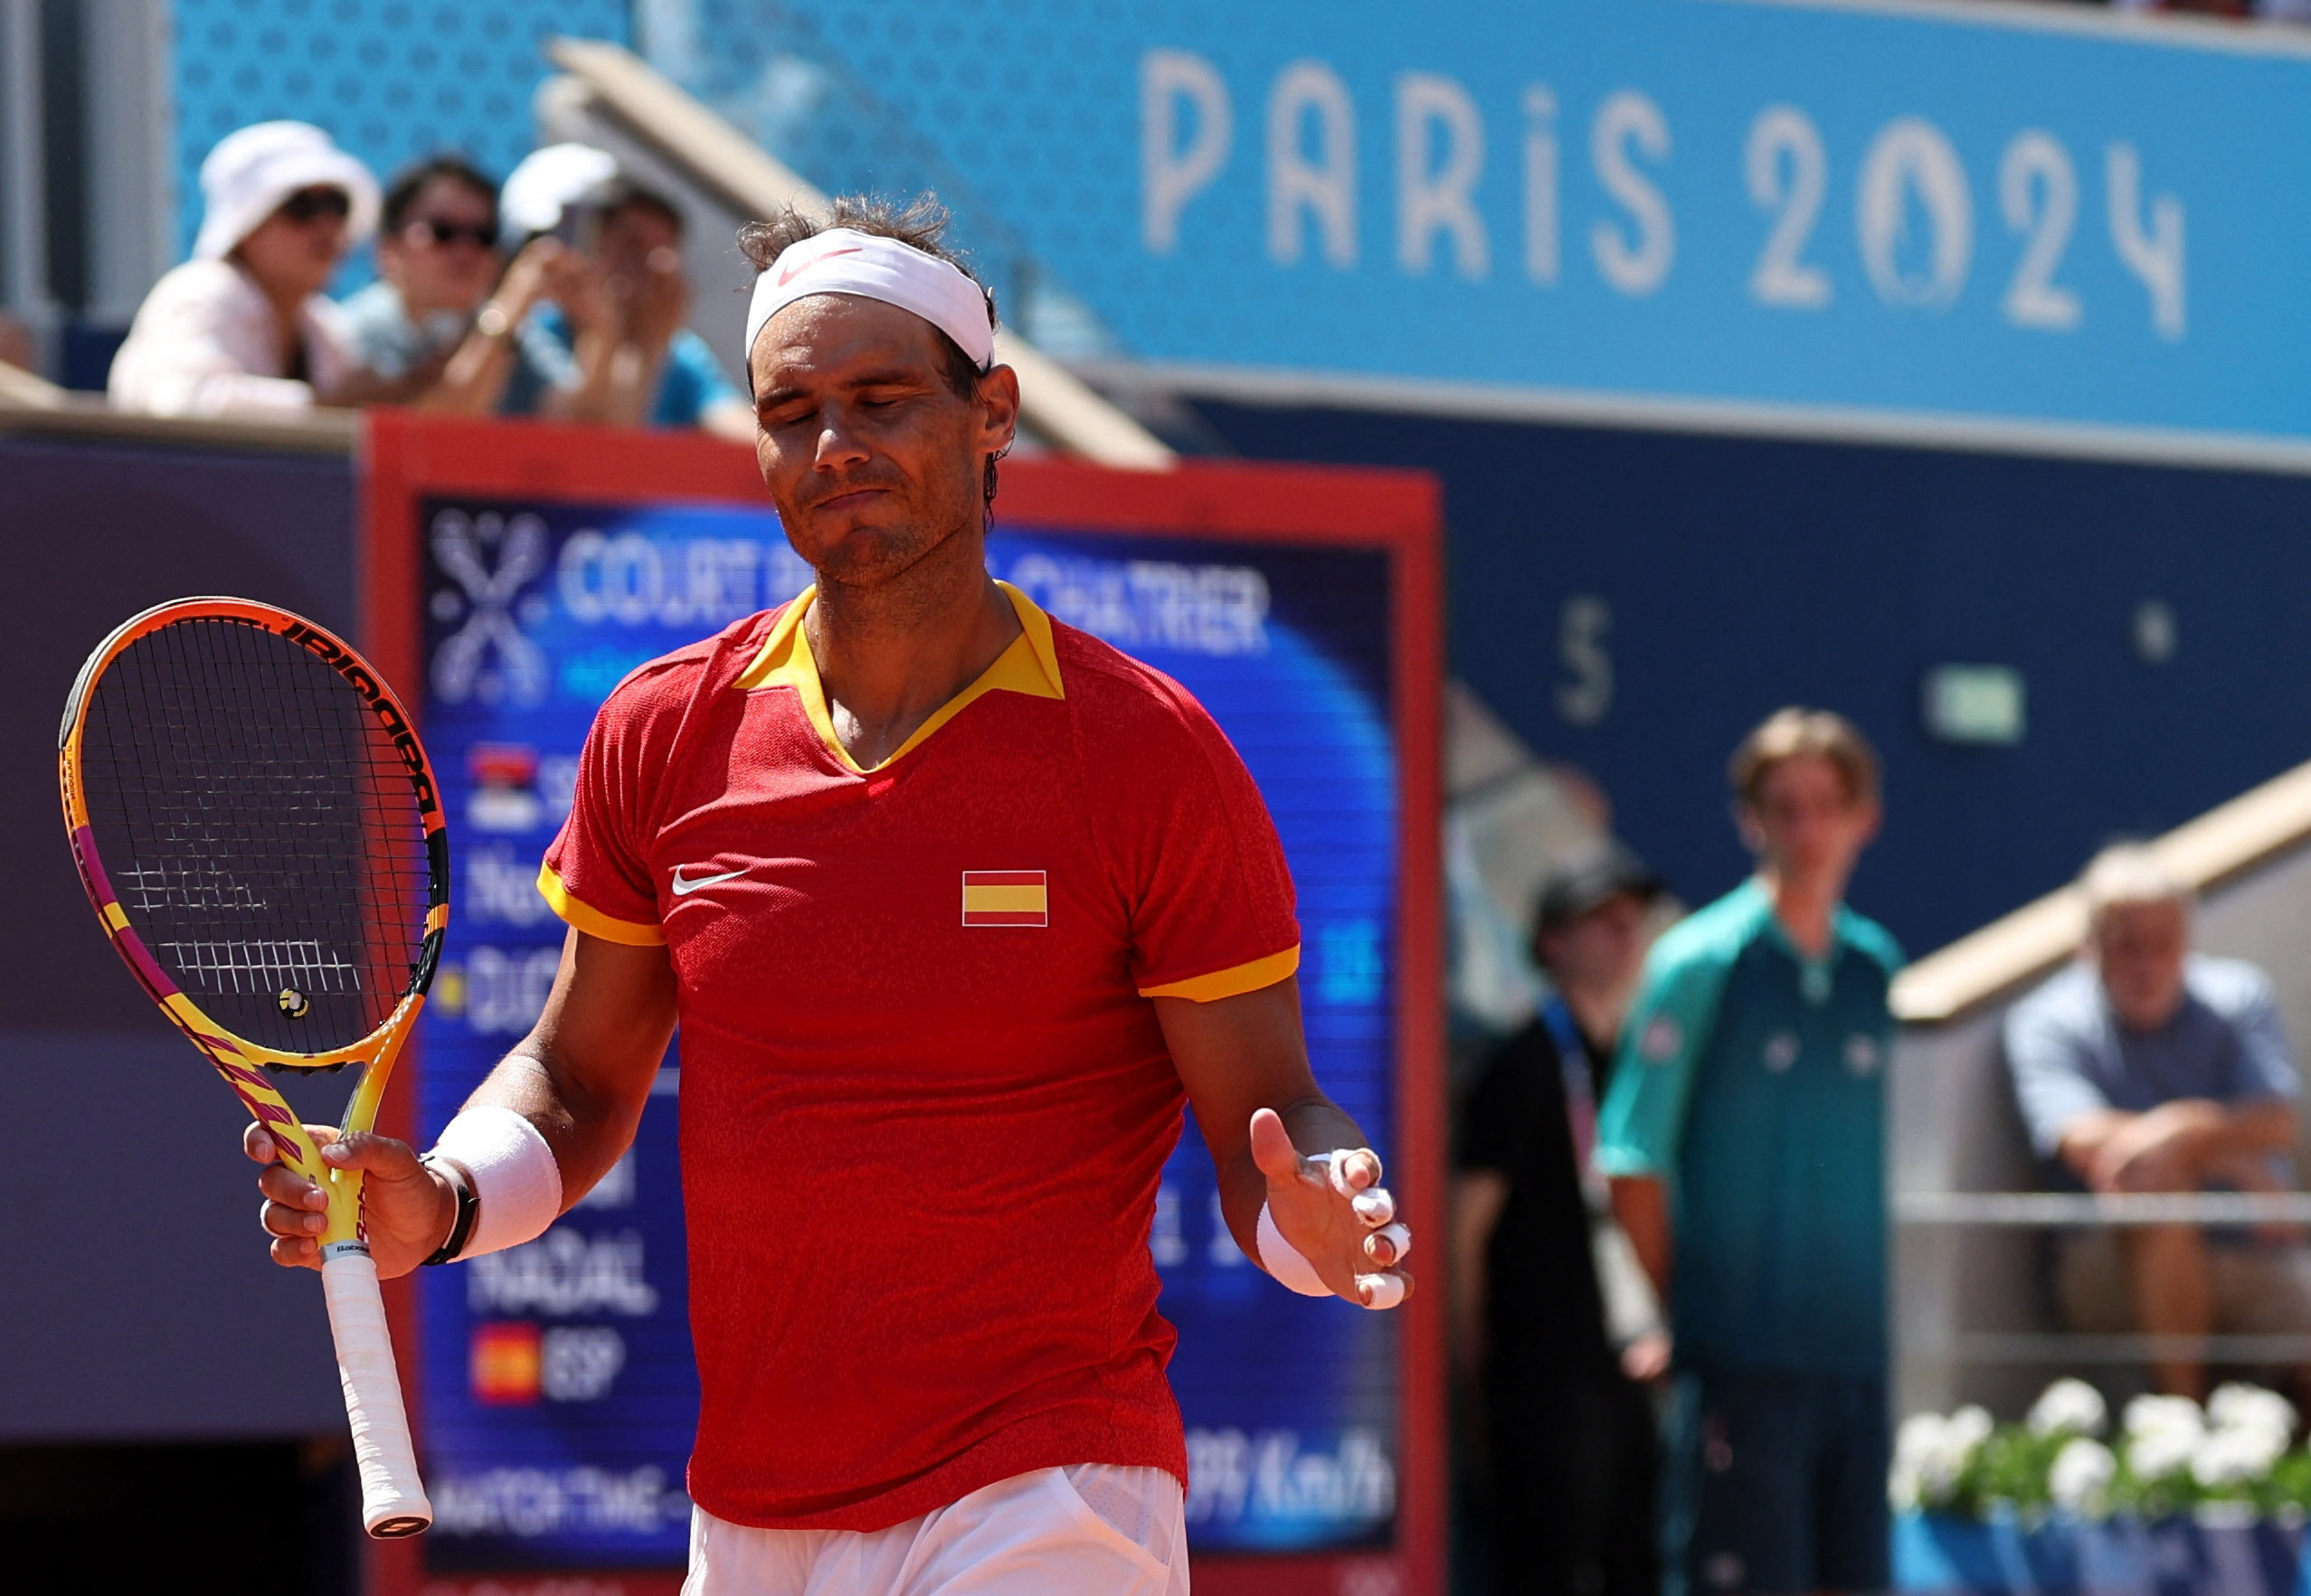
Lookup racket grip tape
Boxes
[321,1251,434,1537]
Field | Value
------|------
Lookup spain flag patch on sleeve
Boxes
[961,870,1047,927]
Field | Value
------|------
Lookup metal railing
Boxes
[0,365,356,453]
[1898,1189,2311,1365]
[1899,1191,2311,1227]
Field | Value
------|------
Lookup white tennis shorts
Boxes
[681,1463,1189,1596]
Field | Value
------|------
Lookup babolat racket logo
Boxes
[279,620,440,815]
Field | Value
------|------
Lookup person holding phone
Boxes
[338,154,581,417]
[494,144,755,441]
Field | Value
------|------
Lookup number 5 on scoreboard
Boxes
[58,597,449,1538]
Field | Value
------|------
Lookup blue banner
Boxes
[659,0,2311,439]
[414,497,1402,1565]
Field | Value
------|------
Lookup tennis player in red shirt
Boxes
[251,193,1411,1593]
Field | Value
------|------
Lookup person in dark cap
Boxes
[1454,842,1668,1596]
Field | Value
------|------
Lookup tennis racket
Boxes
[58,597,448,1537]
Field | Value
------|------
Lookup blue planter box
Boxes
[1896,1510,2307,1596]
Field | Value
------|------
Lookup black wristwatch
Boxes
[420,1154,478,1266]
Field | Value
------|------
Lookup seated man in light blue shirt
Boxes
[2005,843,2311,1401]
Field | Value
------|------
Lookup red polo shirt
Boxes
[538,581,1300,1530]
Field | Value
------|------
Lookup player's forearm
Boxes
[461,1040,649,1211]
[445,930,677,1212]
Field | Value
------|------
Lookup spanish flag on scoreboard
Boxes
[961,870,1047,927]
[471,1321,542,1404]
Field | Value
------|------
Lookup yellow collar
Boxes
[734,580,1065,773]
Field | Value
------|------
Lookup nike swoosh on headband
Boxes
[670,865,750,896]
[745,229,995,375]
[779,244,860,288]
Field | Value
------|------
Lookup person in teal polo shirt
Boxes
[1596,708,1900,1596]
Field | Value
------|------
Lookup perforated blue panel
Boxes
[648,0,1123,354]
[171,0,632,279]
[657,0,2311,439]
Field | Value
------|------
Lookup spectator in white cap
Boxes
[110,121,409,417]
[495,143,753,442]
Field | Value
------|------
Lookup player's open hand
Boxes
[1249,1107,1413,1309]
[247,1122,454,1280]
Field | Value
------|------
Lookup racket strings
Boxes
[79,616,431,1055]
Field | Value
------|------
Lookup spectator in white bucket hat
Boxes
[110,121,417,418]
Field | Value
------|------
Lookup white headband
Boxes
[743,228,995,380]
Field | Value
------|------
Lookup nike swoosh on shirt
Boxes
[670,865,750,897]
[777,245,861,287]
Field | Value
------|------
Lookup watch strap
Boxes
[419,1154,479,1267]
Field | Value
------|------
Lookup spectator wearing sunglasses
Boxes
[340,155,588,416]
[111,122,403,417]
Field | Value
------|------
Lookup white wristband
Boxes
[429,1104,564,1261]
[1255,1201,1332,1297]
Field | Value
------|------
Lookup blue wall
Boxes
[671,0,2311,439]
[1,433,360,1441]
[1191,401,2311,957]
[170,0,632,277]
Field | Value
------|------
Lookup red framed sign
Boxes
[359,411,1443,1596]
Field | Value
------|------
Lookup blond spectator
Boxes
[109,122,397,417]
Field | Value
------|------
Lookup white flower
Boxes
[2192,1424,2286,1490]
[2050,1437,2117,1518]
[2029,1378,2109,1440]
[2124,1393,2205,1441]
[1890,1414,1944,1509]
[2128,1412,2206,1483]
[1891,1412,1982,1511]
[2122,1394,2207,1482]
[2209,1383,2296,1448]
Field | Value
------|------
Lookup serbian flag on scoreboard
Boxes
[961,870,1047,927]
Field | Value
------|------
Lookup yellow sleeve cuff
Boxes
[1139,944,1300,1003]
[536,864,665,947]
